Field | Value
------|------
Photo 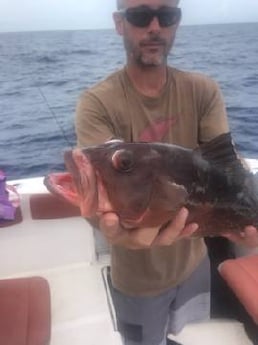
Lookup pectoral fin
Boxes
[150,179,188,211]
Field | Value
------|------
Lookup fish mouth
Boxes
[63,149,114,218]
[44,150,99,217]
[63,149,99,217]
[44,171,80,205]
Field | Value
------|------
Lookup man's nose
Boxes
[147,16,161,32]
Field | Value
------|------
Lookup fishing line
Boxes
[1,79,73,148]
[37,87,73,148]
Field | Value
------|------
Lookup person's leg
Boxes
[166,339,182,345]
[108,276,177,345]
[106,255,210,345]
[168,254,211,335]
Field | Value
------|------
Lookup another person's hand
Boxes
[222,226,258,248]
[98,207,199,249]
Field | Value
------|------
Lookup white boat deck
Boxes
[1,171,257,345]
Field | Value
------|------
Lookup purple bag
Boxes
[0,170,16,220]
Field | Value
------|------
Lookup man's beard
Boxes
[124,34,173,67]
[137,52,166,67]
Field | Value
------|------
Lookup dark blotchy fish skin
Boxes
[44,133,258,236]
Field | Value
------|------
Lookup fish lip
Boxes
[65,149,98,217]
[44,172,78,205]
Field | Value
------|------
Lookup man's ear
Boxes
[113,12,124,36]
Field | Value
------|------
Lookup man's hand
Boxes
[222,226,258,248]
[99,207,199,250]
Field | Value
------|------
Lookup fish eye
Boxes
[112,149,135,172]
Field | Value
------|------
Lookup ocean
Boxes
[0,23,258,180]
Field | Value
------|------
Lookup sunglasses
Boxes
[118,6,181,28]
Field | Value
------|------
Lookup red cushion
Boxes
[0,277,51,345]
[30,193,80,220]
[219,254,258,324]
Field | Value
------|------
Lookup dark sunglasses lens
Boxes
[158,8,181,27]
[126,10,153,27]
[125,8,181,28]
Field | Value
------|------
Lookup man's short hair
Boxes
[116,0,180,10]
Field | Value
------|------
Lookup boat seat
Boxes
[219,254,258,325]
[0,276,51,345]
[30,193,80,219]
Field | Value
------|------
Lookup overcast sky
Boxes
[1,0,258,32]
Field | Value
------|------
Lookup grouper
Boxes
[44,132,258,236]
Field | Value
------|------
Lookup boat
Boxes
[0,159,258,345]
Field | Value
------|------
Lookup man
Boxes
[75,1,258,344]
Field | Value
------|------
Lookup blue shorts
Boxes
[105,255,210,345]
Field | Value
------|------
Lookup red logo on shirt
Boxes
[139,117,177,142]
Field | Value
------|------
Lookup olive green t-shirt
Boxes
[75,66,229,296]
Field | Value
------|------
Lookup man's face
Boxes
[114,0,181,67]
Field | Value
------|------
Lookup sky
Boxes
[0,0,258,32]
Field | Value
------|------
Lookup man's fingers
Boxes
[99,213,145,248]
[178,222,199,239]
[153,207,197,246]
[223,226,258,248]
[100,215,162,249]
[128,226,161,248]
[99,208,200,249]
[99,212,121,240]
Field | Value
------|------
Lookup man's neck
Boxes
[125,63,168,98]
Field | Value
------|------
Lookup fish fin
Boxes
[246,171,258,207]
[151,179,188,211]
[195,133,258,214]
[197,132,247,174]
[197,133,236,164]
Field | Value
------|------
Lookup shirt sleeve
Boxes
[198,78,229,143]
[75,91,116,147]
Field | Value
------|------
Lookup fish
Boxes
[44,132,258,236]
